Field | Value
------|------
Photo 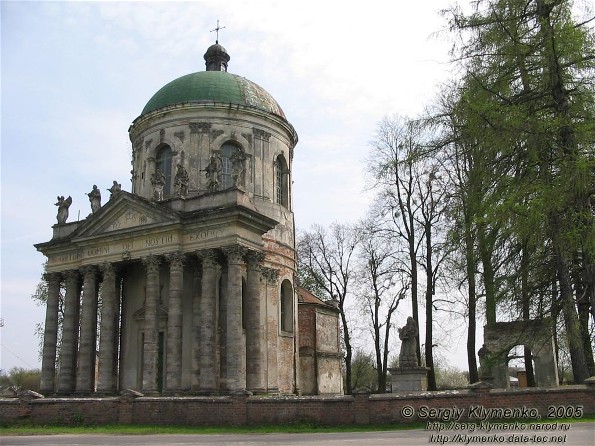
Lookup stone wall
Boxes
[1,383,593,426]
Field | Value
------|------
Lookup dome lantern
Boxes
[204,43,230,72]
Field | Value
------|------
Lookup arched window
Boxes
[155,145,173,195]
[220,143,242,190]
[280,279,293,333]
[275,155,289,207]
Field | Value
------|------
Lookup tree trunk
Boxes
[521,243,536,387]
[557,250,590,383]
[425,221,437,390]
[464,200,479,383]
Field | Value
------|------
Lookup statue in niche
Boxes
[204,154,221,193]
[231,149,246,188]
[151,168,166,201]
[55,195,72,224]
[398,317,419,368]
[87,185,102,214]
[174,164,190,198]
[108,180,122,199]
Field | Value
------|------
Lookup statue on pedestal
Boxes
[108,181,122,199]
[174,164,189,198]
[55,195,72,224]
[398,317,419,368]
[205,155,221,193]
[231,150,246,188]
[87,185,101,214]
[151,168,166,201]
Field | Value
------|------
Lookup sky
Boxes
[1,1,463,373]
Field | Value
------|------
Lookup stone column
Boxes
[198,250,219,392]
[97,263,118,393]
[190,258,202,390]
[40,272,61,394]
[245,251,265,393]
[223,245,247,391]
[58,270,81,394]
[262,267,279,393]
[76,266,99,393]
[142,255,161,394]
[165,252,184,392]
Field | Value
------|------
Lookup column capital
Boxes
[246,250,265,267]
[261,267,279,284]
[223,245,247,264]
[142,255,161,274]
[166,251,185,270]
[63,269,80,283]
[100,262,117,280]
[80,265,99,278]
[197,249,220,269]
[43,272,62,284]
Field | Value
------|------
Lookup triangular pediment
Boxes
[72,191,180,239]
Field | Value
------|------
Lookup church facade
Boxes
[35,42,342,396]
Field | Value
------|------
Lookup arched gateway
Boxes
[480,319,559,388]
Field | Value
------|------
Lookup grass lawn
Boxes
[2,417,593,436]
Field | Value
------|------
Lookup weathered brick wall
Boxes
[1,385,593,426]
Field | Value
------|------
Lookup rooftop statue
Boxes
[55,195,72,224]
[87,185,101,214]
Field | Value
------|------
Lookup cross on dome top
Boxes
[210,19,226,44]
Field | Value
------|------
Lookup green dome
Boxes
[141,71,286,118]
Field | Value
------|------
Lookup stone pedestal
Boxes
[389,367,430,392]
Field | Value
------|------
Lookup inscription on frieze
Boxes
[144,234,175,248]
[86,246,110,257]
[50,251,82,265]
[188,229,224,242]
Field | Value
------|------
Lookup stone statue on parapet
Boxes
[87,185,102,214]
[398,316,419,368]
[231,150,246,188]
[151,168,166,201]
[174,164,190,198]
[204,154,221,193]
[108,180,122,199]
[55,195,72,224]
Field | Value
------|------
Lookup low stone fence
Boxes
[1,382,593,426]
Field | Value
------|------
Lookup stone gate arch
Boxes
[480,319,559,388]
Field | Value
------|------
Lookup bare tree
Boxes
[366,115,426,365]
[297,223,360,394]
[356,219,409,392]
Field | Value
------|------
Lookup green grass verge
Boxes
[1,416,592,436]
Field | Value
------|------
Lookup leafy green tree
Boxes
[442,0,595,382]
[0,367,41,392]
[350,349,379,392]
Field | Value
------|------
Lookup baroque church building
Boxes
[35,41,342,396]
